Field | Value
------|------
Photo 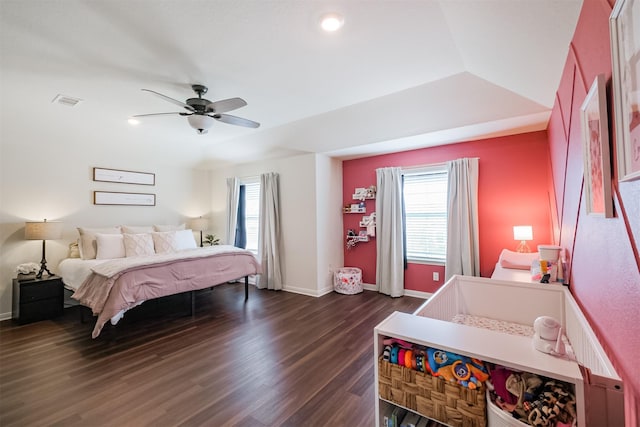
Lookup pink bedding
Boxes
[72,247,261,338]
[498,249,539,270]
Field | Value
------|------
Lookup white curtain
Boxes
[445,158,480,281]
[256,172,284,290]
[225,177,240,245]
[375,167,405,297]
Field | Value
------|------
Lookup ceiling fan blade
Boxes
[213,113,260,128]
[206,97,247,114]
[141,89,195,112]
[131,112,185,118]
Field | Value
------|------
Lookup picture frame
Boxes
[580,74,613,218]
[610,0,640,182]
[94,191,156,206]
[93,167,155,185]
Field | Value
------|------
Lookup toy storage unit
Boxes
[378,355,487,426]
[333,267,363,294]
[374,275,624,427]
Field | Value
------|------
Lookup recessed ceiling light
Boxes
[320,13,344,32]
[128,118,140,125]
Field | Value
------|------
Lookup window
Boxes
[403,166,448,263]
[242,179,260,254]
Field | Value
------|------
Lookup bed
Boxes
[374,275,624,427]
[60,245,261,338]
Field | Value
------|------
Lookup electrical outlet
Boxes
[433,272,439,281]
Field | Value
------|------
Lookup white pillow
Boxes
[152,230,197,253]
[153,223,186,232]
[151,231,179,254]
[121,225,154,234]
[77,226,122,260]
[174,229,197,250]
[123,233,155,257]
[95,233,126,259]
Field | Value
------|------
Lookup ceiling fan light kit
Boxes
[133,84,259,134]
[187,114,214,134]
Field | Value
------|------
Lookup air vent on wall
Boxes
[52,94,82,107]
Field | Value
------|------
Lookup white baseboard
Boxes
[283,285,333,297]
[363,283,377,291]
[0,312,11,321]
[403,289,432,299]
[362,283,431,299]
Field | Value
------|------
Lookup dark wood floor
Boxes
[0,284,425,426]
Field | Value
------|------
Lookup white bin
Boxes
[334,267,363,295]
[538,245,561,261]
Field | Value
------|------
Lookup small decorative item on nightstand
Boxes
[12,275,64,324]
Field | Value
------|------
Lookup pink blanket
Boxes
[72,247,261,338]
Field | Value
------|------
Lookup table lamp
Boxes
[25,219,63,279]
[513,225,533,253]
[190,217,208,247]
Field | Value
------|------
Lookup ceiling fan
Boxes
[133,84,260,134]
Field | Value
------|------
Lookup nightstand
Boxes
[12,275,64,324]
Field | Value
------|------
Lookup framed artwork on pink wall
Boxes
[610,0,640,182]
[580,74,613,218]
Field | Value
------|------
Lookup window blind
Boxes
[403,168,448,262]
[244,181,260,254]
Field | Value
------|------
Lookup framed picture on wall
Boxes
[94,191,156,206]
[580,74,613,218]
[93,167,155,185]
[610,0,640,182]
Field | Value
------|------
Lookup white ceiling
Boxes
[0,0,583,169]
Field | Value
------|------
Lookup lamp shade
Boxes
[190,217,208,232]
[25,220,63,240]
[513,225,533,241]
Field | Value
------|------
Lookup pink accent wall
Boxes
[342,132,554,293]
[548,0,640,424]
[341,1,640,421]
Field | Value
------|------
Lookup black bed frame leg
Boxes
[80,306,90,324]
[245,276,249,301]
[191,290,195,317]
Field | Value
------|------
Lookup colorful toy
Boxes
[382,345,391,361]
[427,347,489,389]
[382,339,489,390]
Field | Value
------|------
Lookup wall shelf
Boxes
[345,186,376,248]
[352,186,376,201]
[344,208,366,214]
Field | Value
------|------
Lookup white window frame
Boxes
[402,165,448,265]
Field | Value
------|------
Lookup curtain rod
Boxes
[401,157,479,172]
[401,162,446,171]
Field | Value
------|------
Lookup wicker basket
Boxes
[378,358,487,427]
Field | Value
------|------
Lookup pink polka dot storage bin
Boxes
[334,267,363,295]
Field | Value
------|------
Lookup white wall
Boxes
[209,153,343,296]
[314,155,344,295]
[0,129,211,319]
[0,121,343,318]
